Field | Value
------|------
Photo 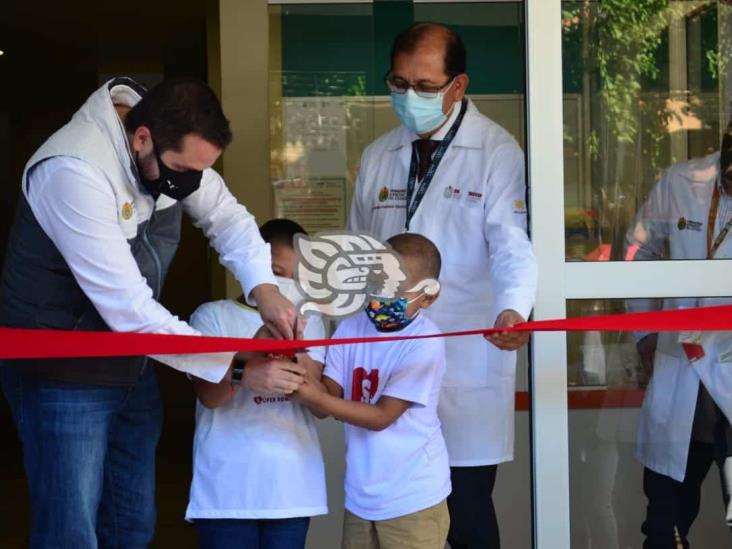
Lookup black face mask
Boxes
[140,147,203,201]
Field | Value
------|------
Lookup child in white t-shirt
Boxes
[296,233,451,549]
[186,219,327,549]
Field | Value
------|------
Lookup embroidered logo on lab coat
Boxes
[677,217,702,231]
[467,191,483,204]
[378,187,406,203]
[444,186,462,199]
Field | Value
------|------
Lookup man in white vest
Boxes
[0,77,304,547]
[348,23,537,548]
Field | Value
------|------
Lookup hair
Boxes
[390,22,467,78]
[125,77,232,153]
[387,233,441,280]
[259,218,307,248]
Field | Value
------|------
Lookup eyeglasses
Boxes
[385,72,455,99]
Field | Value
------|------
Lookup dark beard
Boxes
[135,150,158,183]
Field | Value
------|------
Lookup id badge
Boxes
[679,331,705,362]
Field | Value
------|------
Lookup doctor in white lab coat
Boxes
[348,23,537,548]
[625,123,732,548]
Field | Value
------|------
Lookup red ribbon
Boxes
[1,305,731,360]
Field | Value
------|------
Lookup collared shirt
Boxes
[26,157,275,383]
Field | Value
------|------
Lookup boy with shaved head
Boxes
[297,233,450,549]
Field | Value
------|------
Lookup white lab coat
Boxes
[348,99,537,465]
[626,151,732,481]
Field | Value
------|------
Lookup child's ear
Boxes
[421,292,439,308]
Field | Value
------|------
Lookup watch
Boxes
[230,356,247,386]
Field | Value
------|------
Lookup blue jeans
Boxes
[195,517,311,549]
[0,363,162,548]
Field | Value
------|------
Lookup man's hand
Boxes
[242,355,306,394]
[636,333,658,388]
[484,309,529,351]
[250,284,299,340]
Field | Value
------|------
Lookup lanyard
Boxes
[706,182,732,259]
[404,98,468,231]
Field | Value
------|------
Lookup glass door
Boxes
[527,0,732,546]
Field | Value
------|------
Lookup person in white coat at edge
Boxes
[348,23,538,548]
[625,117,732,549]
[0,77,305,548]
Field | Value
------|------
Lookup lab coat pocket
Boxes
[645,351,681,424]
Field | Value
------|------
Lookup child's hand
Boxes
[294,379,322,405]
[296,353,324,383]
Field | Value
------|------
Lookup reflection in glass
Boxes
[562,1,732,261]
[568,298,732,548]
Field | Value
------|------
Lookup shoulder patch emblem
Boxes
[121,202,134,221]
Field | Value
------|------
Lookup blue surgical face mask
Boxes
[390,84,454,135]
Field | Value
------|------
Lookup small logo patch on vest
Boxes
[121,202,134,221]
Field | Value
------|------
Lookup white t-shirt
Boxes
[323,312,451,521]
[185,300,328,520]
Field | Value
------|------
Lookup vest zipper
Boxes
[142,208,163,299]
[139,205,162,377]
